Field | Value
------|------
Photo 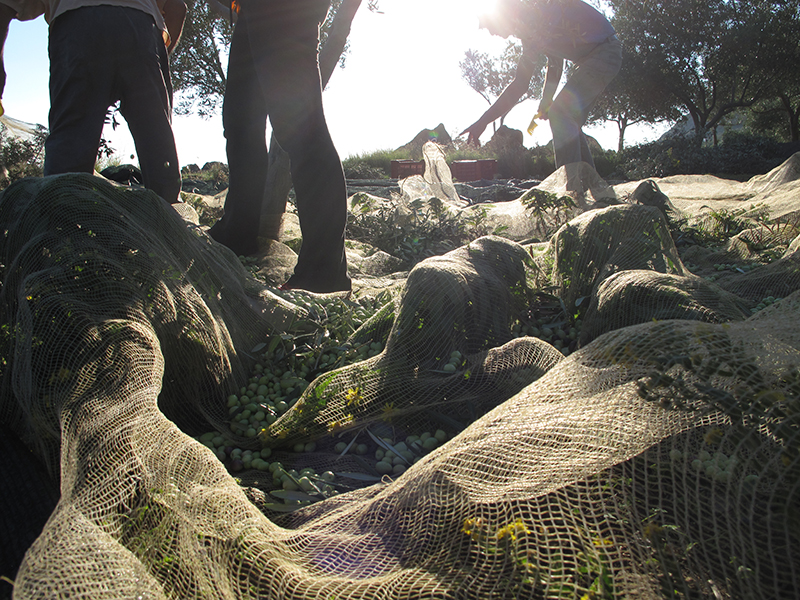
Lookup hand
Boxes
[460,120,487,147]
[535,104,550,121]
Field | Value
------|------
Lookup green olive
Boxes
[375,461,393,475]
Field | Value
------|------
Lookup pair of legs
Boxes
[548,38,622,169]
[45,6,181,204]
[212,0,350,293]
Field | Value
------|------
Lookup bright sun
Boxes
[378,0,497,40]
[445,0,496,26]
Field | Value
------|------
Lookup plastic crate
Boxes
[450,159,497,181]
[390,160,425,179]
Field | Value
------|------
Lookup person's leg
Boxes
[115,7,181,203]
[548,90,586,169]
[578,131,594,167]
[549,38,622,169]
[207,10,269,256]
[44,8,114,177]
[248,1,349,292]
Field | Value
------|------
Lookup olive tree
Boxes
[170,0,374,115]
[608,0,794,144]
[459,42,545,132]
[586,44,680,152]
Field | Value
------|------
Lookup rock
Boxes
[484,125,528,180]
[536,162,618,208]
[487,124,524,149]
[630,179,683,226]
[100,164,142,185]
[395,124,452,160]
[201,161,228,174]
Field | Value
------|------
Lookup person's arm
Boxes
[0,2,16,107]
[161,0,187,53]
[535,55,562,119]
[460,52,537,146]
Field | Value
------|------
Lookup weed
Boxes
[0,124,46,189]
[346,193,494,268]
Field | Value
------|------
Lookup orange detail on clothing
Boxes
[231,0,240,13]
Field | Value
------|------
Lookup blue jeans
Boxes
[549,37,622,169]
[45,6,181,203]
[213,0,350,292]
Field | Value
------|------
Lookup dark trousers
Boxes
[549,37,622,170]
[45,6,181,203]
[214,0,350,292]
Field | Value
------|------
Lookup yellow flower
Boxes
[496,519,530,542]
[461,517,484,542]
[327,414,354,433]
[592,537,614,547]
[461,518,476,535]
[381,402,395,422]
[704,427,724,446]
[345,387,361,407]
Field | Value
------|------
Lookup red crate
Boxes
[450,159,497,181]
[390,160,425,179]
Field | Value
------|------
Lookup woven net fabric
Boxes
[1,159,799,599]
[0,175,303,477]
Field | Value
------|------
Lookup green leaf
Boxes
[270,490,321,502]
[335,472,382,482]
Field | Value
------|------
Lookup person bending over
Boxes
[462,0,621,171]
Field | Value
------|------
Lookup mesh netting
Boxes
[1,158,799,599]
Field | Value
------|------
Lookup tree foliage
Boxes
[459,41,545,126]
[0,124,46,188]
[608,0,798,142]
[587,44,680,152]
[169,0,378,118]
[749,85,800,143]
[746,1,800,142]
[169,0,232,117]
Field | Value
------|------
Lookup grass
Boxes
[342,141,544,180]
[342,148,411,179]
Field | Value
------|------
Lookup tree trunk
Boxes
[260,0,364,237]
[780,93,800,142]
[617,117,627,153]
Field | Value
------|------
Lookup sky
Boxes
[2,0,667,168]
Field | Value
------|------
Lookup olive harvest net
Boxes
[1,162,799,599]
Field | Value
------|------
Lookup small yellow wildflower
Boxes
[345,387,361,407]
[496,519,531,542]
[592,537,614,547]
[327,414,354,433]
[461,517,484,542]
[704,427,724,446]
[461,518,476,535]
[381,402,395,422]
